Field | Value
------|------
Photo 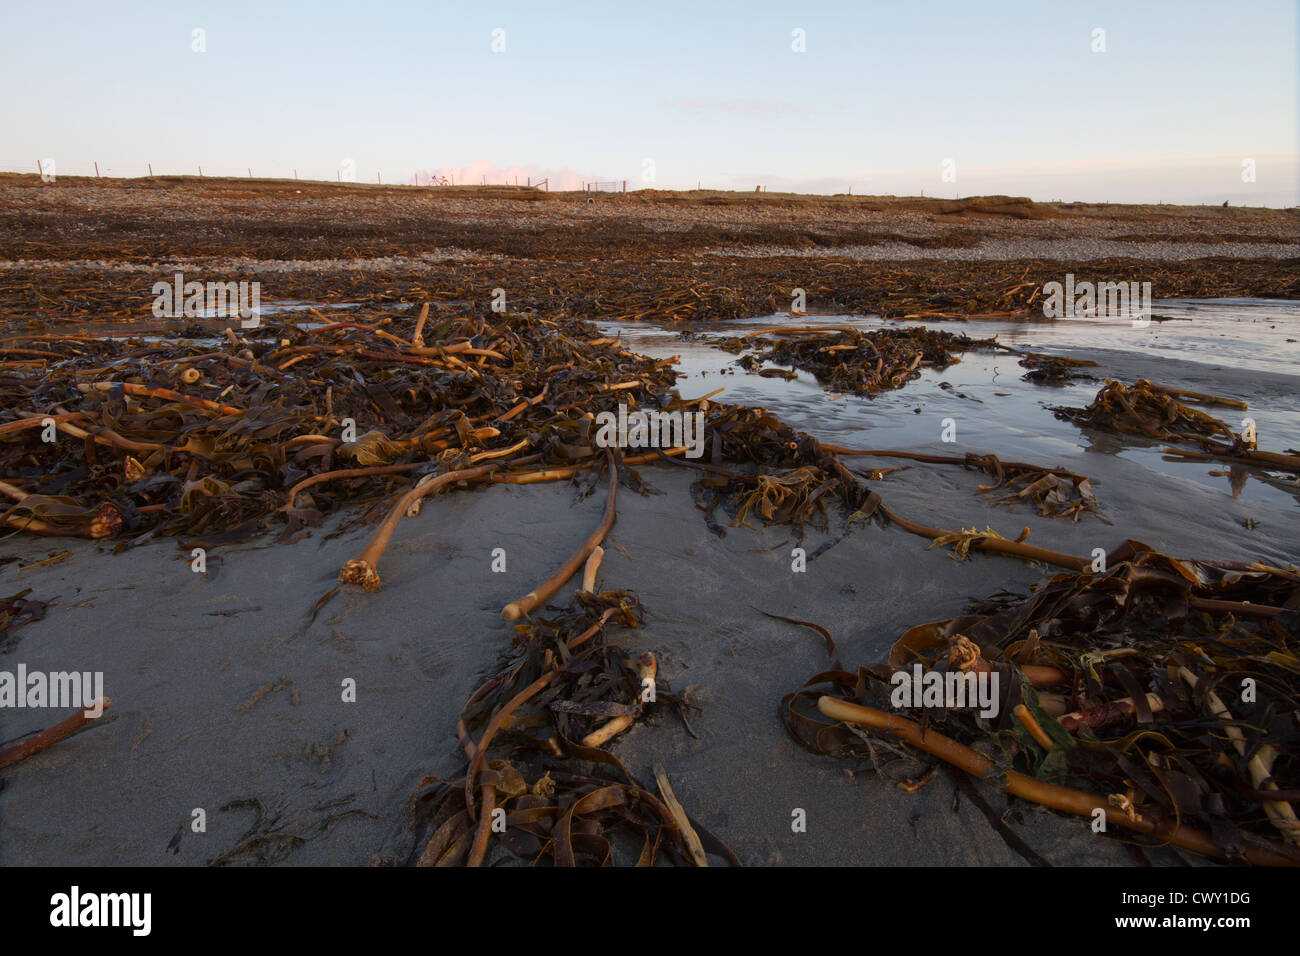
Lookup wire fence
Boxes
[2,160,558,190]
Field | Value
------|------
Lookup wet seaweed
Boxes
[407,592,736,867]
[1057,378,1240,442]
[783,544,1300,865]
[1020,353,1099,385]
[712,326,1004,396]
[0,309,682,546]
[1060,378,1300,477]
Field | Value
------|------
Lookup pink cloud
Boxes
[409,159,588,191]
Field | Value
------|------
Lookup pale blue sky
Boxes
[2,0,1296,203]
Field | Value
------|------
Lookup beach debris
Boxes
[408,594,735,867]
[713,326,1002,396]
[813,696,1293,865]
[1058,378,1240,442]
[824,446,1102,521]
[6,253,1294,330]
[501,449,617,620]
[0,310,680,547]
[0,697,112,771]
[783,544,1300,865]
[1019,353,1099,384]
[338,462,502,591]
[664,405,875,539]
[1061,378,1300,476]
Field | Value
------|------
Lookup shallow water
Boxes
[596,299,1300,513]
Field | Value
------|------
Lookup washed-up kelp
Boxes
[0,309,682,546]
[1057,378,1240,442]
[0,696,112,771]
[406,592,737,867]
[711,326,1003,396]
[1020,353,1099,385]
[5,247,1297,330]
[659,405,878,540]
[821,447,1102,522]
[1059,378,1300,476]
[784,542,1300,866]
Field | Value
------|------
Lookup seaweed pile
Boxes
[784,542,1300,866]
[1019,353,1099,385]
[409,588,737,866]
[1058,378,1241,442]
[814,447,1102,523]
[655,405,877,540]
[5,296,1297,868]
[5,255,1298,331]
[0,309,682,545]
[711,326,1003,396]
[1060,378,1300,477]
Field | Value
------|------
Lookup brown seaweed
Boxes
[407,592,736,867]
[712,326,1004,396]
[782,545,1300,865]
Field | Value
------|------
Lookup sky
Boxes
[2,0,1297,204]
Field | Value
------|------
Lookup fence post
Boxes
[148,163,153,176]
[94,162,100,177]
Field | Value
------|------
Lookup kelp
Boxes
[783,543,1300,865]
[4,251,1296,331]
[1060,378,1300,476]
[822,447,1102,522]
[662,405,878,540]
[1058,378,1239,442]
[711,326,1002,396]
[0,697,112,770]
[0,309,682,546]
[407,592,737,867]
[1020,353,1099,385]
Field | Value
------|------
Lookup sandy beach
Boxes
[1,179,1298,867]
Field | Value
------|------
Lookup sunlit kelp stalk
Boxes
[338,462,501,591]
[501,449,617,621]
[0,698,112,770]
